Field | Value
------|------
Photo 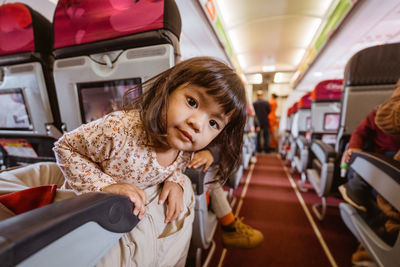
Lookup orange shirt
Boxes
[268,98,277,131]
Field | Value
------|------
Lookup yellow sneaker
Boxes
[221,217,264,249]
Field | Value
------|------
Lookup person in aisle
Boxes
[268,93,279,151]
[253,90,271,153]
[53,56,248,266]
[188,148,264,249]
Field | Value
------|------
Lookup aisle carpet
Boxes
[207,154,358,267]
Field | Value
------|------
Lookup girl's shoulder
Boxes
[105,109,142,127]
[106,109,139,119]
[85,109,143,138]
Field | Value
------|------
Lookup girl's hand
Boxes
[188,149,214,172]
[159,181,184,223]
[101,183,146,219]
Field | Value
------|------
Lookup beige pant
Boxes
[96,180,195,267]
[0,162,195,267]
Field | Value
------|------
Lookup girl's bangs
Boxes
[205,85,245,119]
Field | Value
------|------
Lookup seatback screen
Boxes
[306,116,311,129]
[323,113,340,131]
[77,78,142,124]
[0,88,32,130]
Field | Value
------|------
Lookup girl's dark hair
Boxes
[123,56,247,184]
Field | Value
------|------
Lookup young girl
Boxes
[53,57,247,266]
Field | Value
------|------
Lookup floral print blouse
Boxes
[53,110,192,194]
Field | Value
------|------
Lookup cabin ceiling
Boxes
[212,0,400,91]
[214,0,336,74]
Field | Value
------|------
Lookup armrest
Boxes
[349,151,400,211]
[0,192,138,267]
[185,167,205,195]
[311,139,337,163]
[296,135,308,150]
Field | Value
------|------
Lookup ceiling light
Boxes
[246,73,263,84]
[262,65,276,72]
[274,72,293,83]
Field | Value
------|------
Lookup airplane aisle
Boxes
[208,154,358,267]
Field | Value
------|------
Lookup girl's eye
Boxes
[209,120,219,129]
[187,97,198,108]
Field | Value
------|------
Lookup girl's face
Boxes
[166,83,229,152]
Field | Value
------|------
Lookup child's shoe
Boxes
[351,244,377,267]
[221,217,264,249]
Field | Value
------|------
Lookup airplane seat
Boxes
[338,42,400,267]
[279,105,295,159]
[242,134,252,169]
[292,92,312,181]
[226,116,256,194]
[52,1,219,266]
[309,79,342,144]
[52,0,216,265]
[286,102,299,163]
[305,79,343,220]
[246,116,257,159]
[241,114,257,169]
[0,161,139,267]
[0,1,188,266]
[278,107,290,157]
[51,0,181,132]
[185,167,219,267]
[309,42,400,221]
[227,163,244,199]
[340,151,400,267]
[335,43,400,158]
[0,3,62,169]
